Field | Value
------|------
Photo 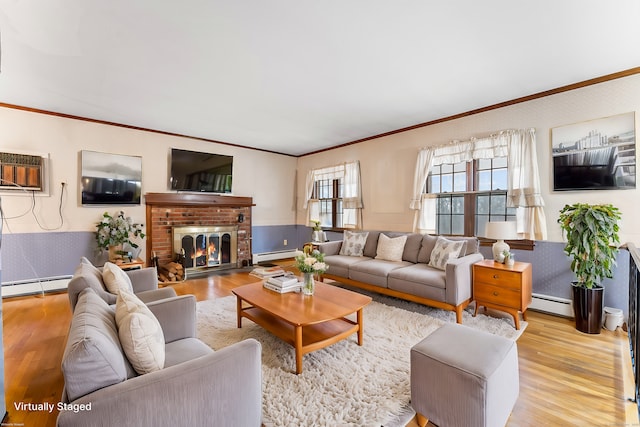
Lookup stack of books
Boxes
[263,274,302,293]
[249,266,285,279]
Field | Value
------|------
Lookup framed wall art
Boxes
[551,112,636,191]
[80,150,142,205]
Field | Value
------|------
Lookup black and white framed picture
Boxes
[551,112,636,191]
[80,150,142,205]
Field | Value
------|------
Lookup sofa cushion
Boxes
[339,230,370,256]
[388,264,447,289]
[102,262,134,294]
[81,256,102,279]
[417,234,438,264]
[459,236,480,255]
[388,264,447,301]
[363,231,381,258]
[429,236,465,270]
[116,289,166,374]
[375,233,407,262]
[61,288,133,402]
[401,233,423,263]
[68,259,118,307]
[164,338,214,368]
[350,259,412,288]
[323,254,371,278]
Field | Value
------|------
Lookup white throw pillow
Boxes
[339,231,370,256]
[428,236,465,270]
[115,289,165,375]
[102,262,134,294]
[375,234,407,262]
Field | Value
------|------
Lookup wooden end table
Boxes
[473,259,532,330]
[115,258,145,271]
[232,281,372,374]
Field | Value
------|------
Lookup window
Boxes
[313,178,344,229]
[305,161,363,229]
[427,157,516,236]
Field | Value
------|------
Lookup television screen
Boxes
[81,150,142,205]
[170,148,233,193]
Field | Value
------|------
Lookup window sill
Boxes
[479,238,535,251]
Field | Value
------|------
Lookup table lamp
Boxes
[484,221,518,262]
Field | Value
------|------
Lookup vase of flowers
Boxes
[95,211,146,262]
[295,245,328,296]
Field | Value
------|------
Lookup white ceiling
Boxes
[1,1,639,156]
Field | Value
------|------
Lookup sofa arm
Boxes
[136,287,178,305]
[57,339,263,427]
[317,240,342,256]
[126,267,158,293]
[445,253,484,305]
[146,295,197,343]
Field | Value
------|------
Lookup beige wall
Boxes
[0,107,298,238]
[2,73,639,248]
[297,73,640,244]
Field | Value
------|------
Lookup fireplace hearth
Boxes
[172,225,238,274]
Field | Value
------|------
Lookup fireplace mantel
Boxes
[145,192,254,207]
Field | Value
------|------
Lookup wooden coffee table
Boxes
[232,281,372,374]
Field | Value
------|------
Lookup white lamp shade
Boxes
[484,221,518,240]
[484,221,518,261]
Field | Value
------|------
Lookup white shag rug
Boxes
[196,292,526,427]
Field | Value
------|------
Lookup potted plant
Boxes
[95,211,146,262]
[311,220,325,242]
[557,203,621,334]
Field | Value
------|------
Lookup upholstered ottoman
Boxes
[411,323,519,427]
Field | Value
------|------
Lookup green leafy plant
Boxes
[557,203,621,289]
[95,211,146,251]
[311,220,322,232]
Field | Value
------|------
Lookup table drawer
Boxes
[474,283,521,308]
[474,267,522,289]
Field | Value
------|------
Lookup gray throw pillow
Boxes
[62,288,132,402]
[428,236,465,270]
[339,231,370,256]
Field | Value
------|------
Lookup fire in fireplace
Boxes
[172,225,238,273]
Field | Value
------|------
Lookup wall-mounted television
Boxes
[81,150,142,205]
[170,148,233,193]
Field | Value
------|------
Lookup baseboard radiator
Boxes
[252,249,298,264]
[529,293,574,318]
[1,275,72,298]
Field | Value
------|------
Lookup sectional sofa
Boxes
[318,231,483,322]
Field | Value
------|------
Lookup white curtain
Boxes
[410,128,547,239]
[342,161,363,228]
[304,161,363,229]
[410,148,434,233]
[507,129,547,240]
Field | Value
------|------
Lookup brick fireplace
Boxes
[144,193,253,272]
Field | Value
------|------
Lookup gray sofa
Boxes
[319,231,483,323]
[58,287,263,427]
[67,257,177,312]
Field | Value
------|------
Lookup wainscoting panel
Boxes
[251,224,301,256]
[480,241,630,319]
[0,231,96,284]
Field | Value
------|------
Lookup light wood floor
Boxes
[2,263,638,427]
